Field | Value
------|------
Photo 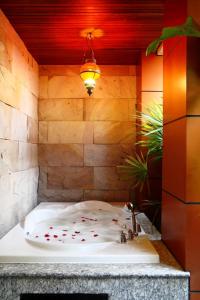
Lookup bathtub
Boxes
[0,201,159,263]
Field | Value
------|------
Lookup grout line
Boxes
[140,90,163,93]
[83,143,85,167]
[39,97,137,100]
[163,115,187,126]
[82,98,86,121]
[163,189,200,205]
[164,115,200,126]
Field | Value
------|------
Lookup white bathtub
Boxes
[0,201,159,263]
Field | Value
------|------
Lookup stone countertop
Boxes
[0,241,189,279]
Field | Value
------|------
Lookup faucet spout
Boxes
[132,211,137,235]
[126,202,138,236]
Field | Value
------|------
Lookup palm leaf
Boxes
[135,103,163,157]
[118,102,163,194]
[146,16,200,56]
[118,152,148,192]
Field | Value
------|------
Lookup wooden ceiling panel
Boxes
[0,0,164,64]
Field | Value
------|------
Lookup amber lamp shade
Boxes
[80,60,101,96]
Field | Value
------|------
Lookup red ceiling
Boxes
[0,0,165,65]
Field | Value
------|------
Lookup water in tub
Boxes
[24,201,133,249]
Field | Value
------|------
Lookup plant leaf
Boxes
[118,102,163,194]
[146,16,200,56]
[117,152,148,192]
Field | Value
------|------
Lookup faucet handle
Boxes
[128,229,134,240]
[126,202,134,212]
[120,230,127,243]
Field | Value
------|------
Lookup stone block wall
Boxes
[0,10,39,238]
[39,65,136,202]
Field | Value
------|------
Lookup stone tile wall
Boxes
[0,10,39,238]
[39,65,136,202]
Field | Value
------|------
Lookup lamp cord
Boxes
[83,32,95,63]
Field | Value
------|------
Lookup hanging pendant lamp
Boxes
[80,32,101,96]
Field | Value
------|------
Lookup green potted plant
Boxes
[118,103,163,228]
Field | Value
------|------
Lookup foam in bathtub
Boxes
[0,201,159,263]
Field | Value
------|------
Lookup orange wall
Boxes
[190,293,200,300]
[136,52,163,227]
[162,0,200,294]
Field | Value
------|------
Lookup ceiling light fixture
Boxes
[80,32,101,96]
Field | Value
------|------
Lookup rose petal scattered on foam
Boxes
[44,234,50,238]
[81,239,85,242]
[53,235,58,238]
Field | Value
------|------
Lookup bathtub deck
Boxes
[0,202,159,264]
[0,202,189,300]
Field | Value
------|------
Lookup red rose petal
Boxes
[53,235,58,238]
[81,239,85,242]
[112,219,118,222]
[94,234,98,237]
[75,231,80,234]
[49,226,53,229]
[82,220,86,222]
[62,233,67,236]
[46,238,50,241]
[44,234,50,238]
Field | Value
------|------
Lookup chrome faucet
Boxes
[126,202,138,236]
